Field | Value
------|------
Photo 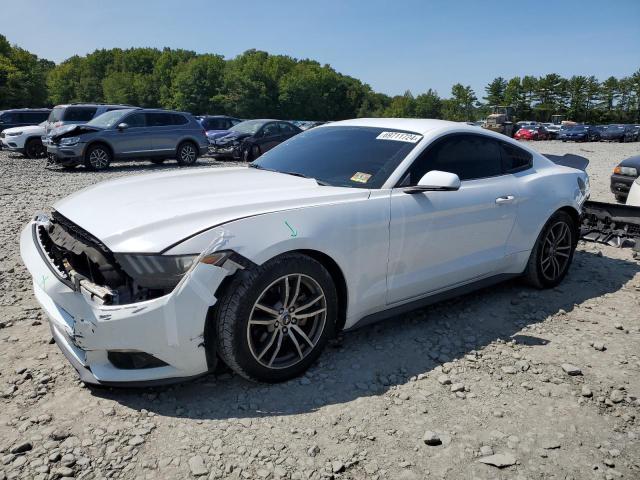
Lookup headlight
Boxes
[613,166,638,177]
[114,251,232,290]
[59,136,81,146]
[6,131,22,136]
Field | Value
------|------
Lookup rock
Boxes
[614,323,623,330]
[55,467,74,477]
[332,461,345,473]
[450,382,465,393]
[480,445,494,456]
[50,429,70,441]
[593,342,606,351]
[581,386,593,397]
[501,366,517,374]
[60,454,76,467]
[437,375,451,385]
[9,441,32,454]
[423,431,442,446]
[561,364,582,376]
[478,453,517,468]
[307,445,320,457]
[128,435,145,446]
[609,390,625,403]
[188,455,208,476]
[542,440,561,450]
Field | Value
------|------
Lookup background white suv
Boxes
[0,121,47,158]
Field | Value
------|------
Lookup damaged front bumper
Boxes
[20,219,229,386]
[46,143,85,166]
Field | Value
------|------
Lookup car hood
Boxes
[53,167,369,253]
[2,124,45,135]
[619,155,640,168]
[206,130,231,140]
[214,131,252,145]
[49,124,103,140]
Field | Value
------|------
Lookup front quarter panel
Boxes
[166,191,391,328]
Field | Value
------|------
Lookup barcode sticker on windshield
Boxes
[376,131,423,143]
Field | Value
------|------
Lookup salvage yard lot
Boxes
[0,142,639,479]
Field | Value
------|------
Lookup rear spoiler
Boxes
[544,154,589,171]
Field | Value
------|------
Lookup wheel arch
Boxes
[556,205,581,244]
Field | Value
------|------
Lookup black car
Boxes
[610,155,640,202]
[601,124,637,142]
[210,119,302,161]
[0,108,51,132]
[197,115,242,142]
[557,125,600,142]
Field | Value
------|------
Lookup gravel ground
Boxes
[0,141,639,480]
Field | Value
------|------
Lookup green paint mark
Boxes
[285,220,298,238]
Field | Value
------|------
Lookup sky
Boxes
[1,0,639,98]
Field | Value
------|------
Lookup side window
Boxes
[500,142,532,173]
[231,119,241,126]
[33,112,50,123]
[146,113,172,127]
[279,122,296,134]
[262,123,280,136]
[171,114,189,125]
[123,112,146,128]
[408,134,503,184]
[63,107,98,122]
[1,112,15,123]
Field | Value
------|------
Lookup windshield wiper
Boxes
[249,164,330,186]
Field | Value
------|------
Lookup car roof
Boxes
[321,118,466,135]
[53,104,135,109]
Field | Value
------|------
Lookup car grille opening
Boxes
[107,351,168,370]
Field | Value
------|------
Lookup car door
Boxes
[256,122,282,153]
[386,133,520,304]
[107,111,151,158]
[146,112,177,154]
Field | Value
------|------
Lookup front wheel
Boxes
[176,142,198,166]
[523,211,577,289]
[84,144,111,170]
[24,138,46,158]
[214,253,337,382]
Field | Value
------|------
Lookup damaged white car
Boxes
[21,119,590,386]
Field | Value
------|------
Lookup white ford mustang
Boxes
[20,118,590,386]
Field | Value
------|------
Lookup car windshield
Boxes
[48,107,64,122]
[229,120,265,135]
[251,126,421,189]
[86,109,132,128]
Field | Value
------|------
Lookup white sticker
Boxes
[376,131,423,143]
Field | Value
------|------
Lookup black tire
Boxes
[615,194,627,204]
[242,144,255,162]
[84,144,112,171]
[61,165,77,170]
[176,141,198,166]
[24,138,46,159]
[214,253,337,383]
[151,159,165,165]
[523,211,577,289]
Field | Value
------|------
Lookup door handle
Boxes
[495,195,515,204]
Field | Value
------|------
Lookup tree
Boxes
[484,77,507,106]
[171,54,225,114]
[414,89,442,118]
[384,90,416,117]
[442,84,477,121]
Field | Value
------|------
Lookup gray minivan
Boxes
[45,108,209,170]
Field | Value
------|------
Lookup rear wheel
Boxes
[176,141,198,166]
[24,138,46,158]
[214,253,337,383]
[523,211,577,289]
[615,194,627,203]
[84,144,111,170]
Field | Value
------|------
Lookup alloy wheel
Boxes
[247,274,327,369]
[540,221,572,281]
[180,144,196,164]
[89,148,109,169]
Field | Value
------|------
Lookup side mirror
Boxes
[403,170,461,194]
[117,123,129,131]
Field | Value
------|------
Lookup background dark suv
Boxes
[0,108,51,132]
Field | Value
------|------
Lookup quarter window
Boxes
[171,114,189,125]
[408,134,503,184]
[500,142,532,173]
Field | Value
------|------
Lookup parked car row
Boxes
[512,121,640,143]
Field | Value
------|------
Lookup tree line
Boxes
[1,35,639,123]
